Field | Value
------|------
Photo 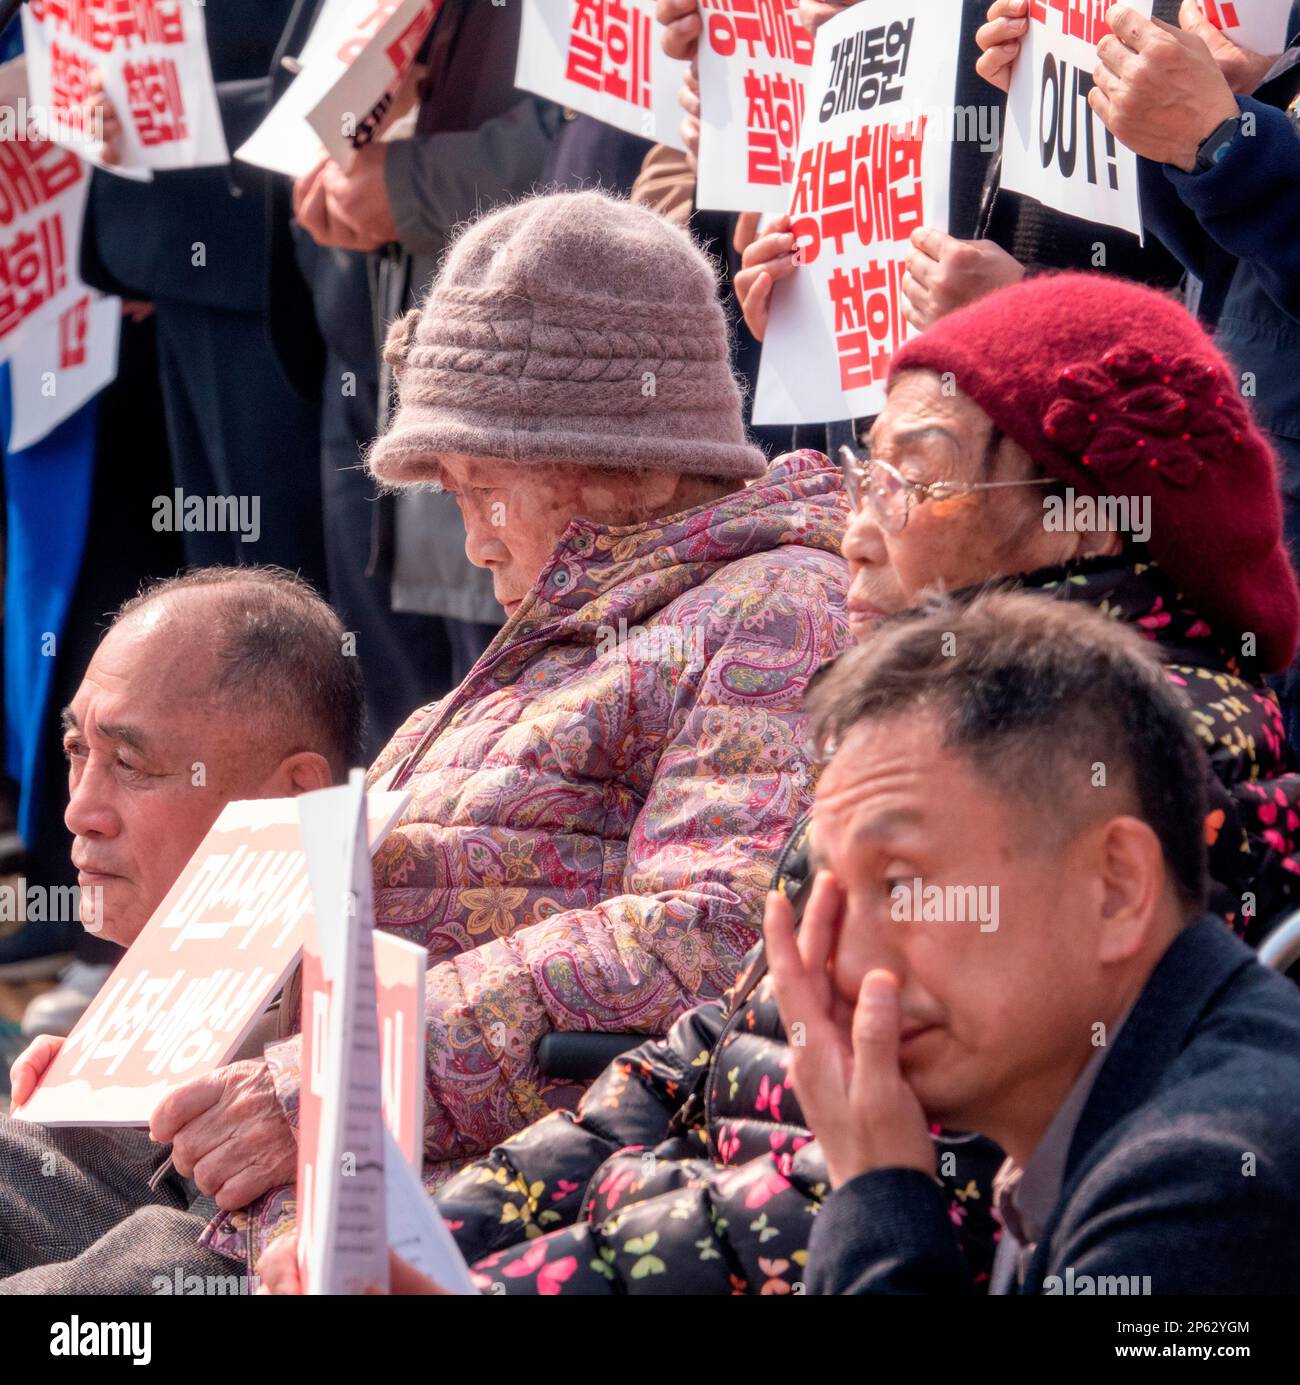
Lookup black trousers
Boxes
[152,297,328,595]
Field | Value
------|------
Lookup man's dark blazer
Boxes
[79,0,298,317]
[806,916,1300,1294]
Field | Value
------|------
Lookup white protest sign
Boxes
[696,0,815,213]
[1002,0,1153,239]
[295,773,474,1296]
[296,772,391,1296]
[21,0,227,174]
[307,0,440,170]
[7,291,120,450]
[1196,0,1295,55]
[238,0,438,179]
[516,0,689,152]
[383,1125,476,1292]
[753,0,962,426]
[16,790,409,1127]
[0,59,92,356]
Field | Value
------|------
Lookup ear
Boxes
[1093,815,1166,965]
[256,751,335,799]
[1072,524,1124,561]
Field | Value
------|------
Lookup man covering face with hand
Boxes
[770,590,1300,1295]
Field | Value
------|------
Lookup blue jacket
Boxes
[806,917,1300,1294]
[1138,11,1300,454]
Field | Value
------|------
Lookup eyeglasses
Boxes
[838,443,1057,536]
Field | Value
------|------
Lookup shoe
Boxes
[21,961,114,1037]
[0,917,79,982]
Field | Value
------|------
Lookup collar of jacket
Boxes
[1021,915,1255,1285]
[486,448,845,649]
[1006,554,1252,679]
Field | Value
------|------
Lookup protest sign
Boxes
[1002,0,1153,239]
[696,0,815,213]
[6,290,120,450]
[516,0,689,152]
[238,0,439,179]
[0,95,90,356]
[753,0,962,426]
[0,57,121,447]
[1196,0,1295,55]
[375,928,425,1169]
[295,774,473,1296]
[15,790,409,1127]
[307,0,440,171]
[21,0,227,174]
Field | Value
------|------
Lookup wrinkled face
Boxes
[62,600,279,946]
[439,454,665,617]
[841,371,1087,643]
[812,713,1103,1137]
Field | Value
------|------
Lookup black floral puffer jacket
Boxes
[439,816,1004,1295]
[435,557,1300,1295]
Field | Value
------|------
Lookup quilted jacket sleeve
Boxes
[405,563,843,1161]
[437,998,727,1264]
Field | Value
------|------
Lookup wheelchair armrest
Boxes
[536,1033,644,1081]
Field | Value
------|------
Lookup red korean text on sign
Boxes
[59,293,90,368]
[1198,1,1243,29]
[0,141,84,228]
[789,117,927,391]
[386,2,440,70]
[124,55,188,146]
[0,213,68,340]
[338,1,403,64]
[30,0,185,53]
[567,0,654,110]
[49,40,97,136]
[790,117,926,263]
[745,69,805,185]
[700,0,814,63]
[1026,0,1119,44]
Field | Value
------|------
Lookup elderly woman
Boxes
[259,271,1300,1295]
[208,190,851,1270]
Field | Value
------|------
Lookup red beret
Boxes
[890,272,1300,673]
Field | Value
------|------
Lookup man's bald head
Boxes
[62,567,365,945]
[111,567,366,779]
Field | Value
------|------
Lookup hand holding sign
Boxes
[1090,4,1240,172]
[293,146,399,252]
[151,1057,297,1212]
[1180,0,1281,92]
[974,0,1031,93]
[9,1034,66,1109]
[734,213,799,340]
[656,0,703,60]
[901,227,1026,332]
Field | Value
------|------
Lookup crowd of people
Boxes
[1,0,1300,1302]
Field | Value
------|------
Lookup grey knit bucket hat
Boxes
[366,190,767,486]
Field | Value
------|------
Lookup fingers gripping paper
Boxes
[1000,0,1154,239]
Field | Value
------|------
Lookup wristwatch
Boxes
[1193,114,1242,173]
